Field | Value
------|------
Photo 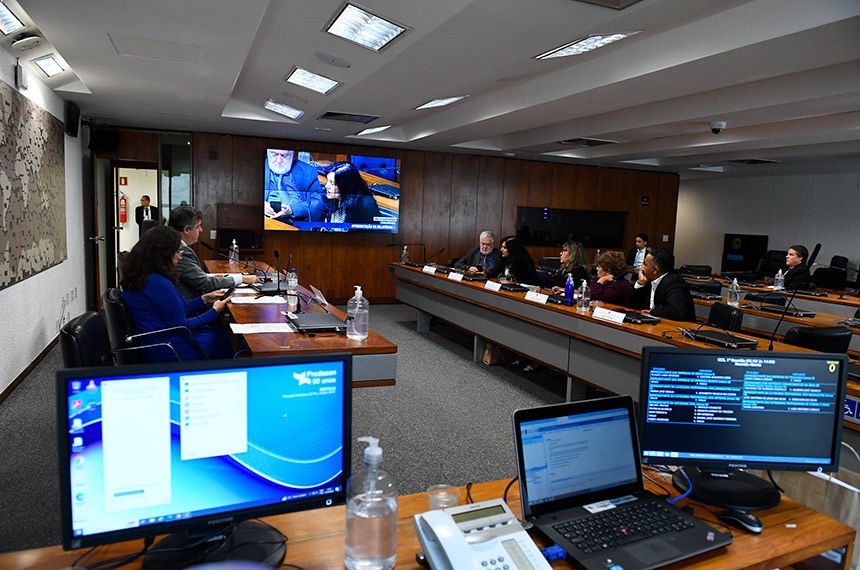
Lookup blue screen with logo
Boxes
[61,357,348,543]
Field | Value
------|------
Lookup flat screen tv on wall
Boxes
[516,207,627,248]
[263,149,399,233]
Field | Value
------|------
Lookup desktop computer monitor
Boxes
[57,353,352,567]
[638,347,847,511]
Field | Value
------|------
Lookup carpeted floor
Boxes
[0,303,569,553]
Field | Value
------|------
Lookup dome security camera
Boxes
[710,120,727,134]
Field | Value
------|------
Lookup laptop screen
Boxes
[518,406,639,507]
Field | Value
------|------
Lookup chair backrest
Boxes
[829,255,849,269]
[811,267,847,291]
[744,291,786,306]
[783,325,853,353]
[678,264,712,277]
[538,256,561,269]
[59,311,113,368]
[536,268,553,288]
[101,287,143,365]
[706,302,744,332]
[686,279,722,294]
[763,250,788,274]
[807,243,822,267]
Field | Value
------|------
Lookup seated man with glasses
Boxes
[263,149,325,223]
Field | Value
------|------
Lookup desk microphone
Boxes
[388,242,427,263]
[426,247,446,264]
[767,288,800,351]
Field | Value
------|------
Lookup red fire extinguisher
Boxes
[119,195,127,223]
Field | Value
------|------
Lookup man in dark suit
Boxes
[626,248,696,322]
[168,206,259,299]
[135,195,160,237]
[453,230,502,274]
[783,244,811,290]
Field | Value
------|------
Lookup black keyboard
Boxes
[553,502,693,556]
[792,289,828,297]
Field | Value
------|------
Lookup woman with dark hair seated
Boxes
[322,161,382,229]
[550,241,590,293]
[489,236,539,284]
[120,225,235,362]
[784,244,811,290]
[589,251,632,305]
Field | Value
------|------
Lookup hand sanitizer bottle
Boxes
[229,239,240,263]
[774,269,784,291]
[727,278,741,307]
[577,279,591,312]
[347,285,369,340]
[401,245,409,264]
[345,437,398,570]
[287,269,299,312]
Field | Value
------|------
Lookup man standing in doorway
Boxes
[135,195,160,237]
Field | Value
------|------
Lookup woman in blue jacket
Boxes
[120,225,234,361]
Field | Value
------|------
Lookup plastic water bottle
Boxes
[577,279,591,312]
[594,248,601,266]
[347,285,369,340]
[287,268,299,312]
[774,269,784,291]
[287,268,298,291]
[727,278,741,307]
[564,273,574,306]
[345,437,397,570]
[228,239,240,263]
[401,245,409,264]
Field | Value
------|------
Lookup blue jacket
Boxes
[264,159,325,222]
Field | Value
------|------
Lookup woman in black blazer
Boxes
[489,236,539,285]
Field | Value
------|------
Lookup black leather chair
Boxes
[678,265,712,277]
[782,325,853,353]
[744,291,786,306]
[59,311,113,367]
[762,250,788,275]
[706,302,743,332]
[830,255,849,270]
[538,256,561,270]
[101,288,206,363]
[811,267,847,291]
[686,279,722,294]
[536,268,554,289]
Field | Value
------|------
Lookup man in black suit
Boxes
[626,248,696,322]
[135,195,160,237]
[783,244,811,290]
[168,206,259,299]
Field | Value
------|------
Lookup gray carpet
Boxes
[0,303,567,553]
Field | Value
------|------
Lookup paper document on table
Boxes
[231,289,258,296]
[230,296,286,304]
[230,323,296,334]
[206,273,242,279]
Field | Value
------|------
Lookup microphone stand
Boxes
[768,288,800,351]
[425,247,446,265]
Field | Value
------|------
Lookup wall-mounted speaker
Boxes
[64,101,81,137]
[88,129,121,152]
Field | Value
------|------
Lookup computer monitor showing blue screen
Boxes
[57,353,352,567]
[638,347,846,510]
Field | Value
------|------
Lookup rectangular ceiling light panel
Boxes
[264,99,304,120]
[0,2,24,35]
[326,3,407,52]
[286,67,339,95]
[33,55,64,77]
[536,31,640,59]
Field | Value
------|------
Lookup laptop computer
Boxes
[287,311,346,333]
[760,305,816,318]
[617,310,662,325]
[499,283,529,292]
[513,396,731,570]
[683,328,759,349]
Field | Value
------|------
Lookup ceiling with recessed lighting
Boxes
[7,0,860,178]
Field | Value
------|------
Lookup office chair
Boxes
[686,279,722,294]
[810,267,847,291]
[538,256,561,270]
[744,291,786,306]
[445,257,459,268]
[59,311,113,368]
[101,288,205,364]
[829,255,848,270]
[678,264,712,277]
[706,302,744,332]
[807,243,822,267]
[782,325,852,353]
[536,268,554,289]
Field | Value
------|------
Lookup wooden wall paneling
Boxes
[232,137,270,205]
[527,162,554,207]
[420,153,453,262]
[328,232,395,303]
[550,164,577,209]
[193,134,233,249]
[655,172,680,254]
[475,156,505,243]
[106,130,159,163]
[448,155,480,264]
[398,150,426,257]
[501,159,530,237]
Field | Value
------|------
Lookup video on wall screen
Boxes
[263,149,400,233]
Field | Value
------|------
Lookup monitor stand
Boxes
[142,520,286,569]
[673,467,781,511]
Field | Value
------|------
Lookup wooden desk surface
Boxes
[2,476,853,570]
[687,275,860,312]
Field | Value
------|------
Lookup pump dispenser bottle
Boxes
[345,437,398,570]
[347,285,369,340]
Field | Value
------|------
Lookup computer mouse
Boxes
[718,509,763,534]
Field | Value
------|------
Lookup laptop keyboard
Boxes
[553,502,693,555]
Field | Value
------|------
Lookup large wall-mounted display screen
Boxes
[263,149,400,233]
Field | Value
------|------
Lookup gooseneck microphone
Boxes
[425,247,446,264]
[768,288,800,351]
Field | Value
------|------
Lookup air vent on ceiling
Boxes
[571,0,646,9]
[557,137,616,147]
[317,111,379,124]
[726,158,780,165]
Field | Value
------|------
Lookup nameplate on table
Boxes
[422,265,437,274]
[484,281,502,292]
[448,272,464,282]
[524,291,548,304]
[592,306,626,324]
[231,296,286,304]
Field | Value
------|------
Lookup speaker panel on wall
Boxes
[64,101,81,137]
[88,129,121,152]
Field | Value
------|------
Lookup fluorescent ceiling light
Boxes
[689,165,724,173]
[286,67,339,95]
[0,2,24,35]
[356,125,391,136]
[535,31,640,60]
[33,55,63,77]
[326,3,407,52]
[264,99,304,120]
[414,96,467,110]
